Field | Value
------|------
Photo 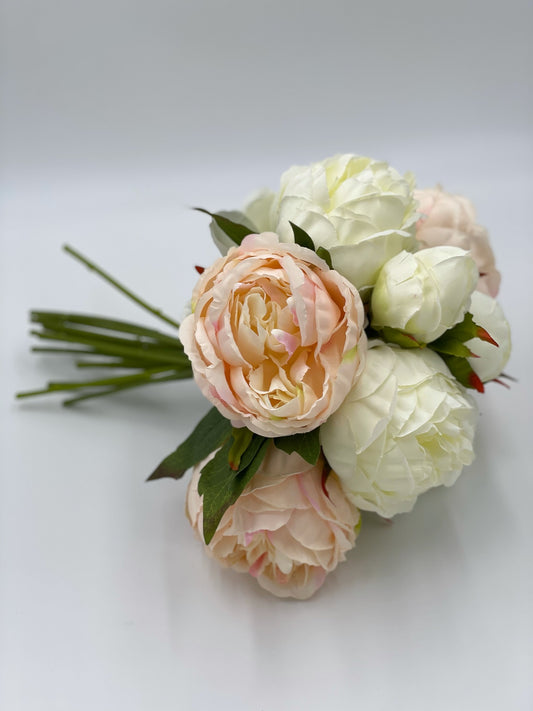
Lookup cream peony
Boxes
[414,187,501,297]
[466,291,512,382]
[186,446,361,599]
[241,154,419,295]
[180,232,367,437]
[371,246,479,343]
[320,345,478,518]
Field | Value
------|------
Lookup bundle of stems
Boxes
[16,246,192,406]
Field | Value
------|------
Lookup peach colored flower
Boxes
[186,447,361,599]
[414,187,500,297]
[180,232,367,437]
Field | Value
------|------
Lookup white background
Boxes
[1,1,532,709]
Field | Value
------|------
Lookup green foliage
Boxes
[273,428,321,466]
[379,327,423,349]
[148,408,233,480]
[375,312,497,393]
[198,434,269,544]
[194,208,254,246]
[440,354,484,393]
[289,221,315,251]
[228,427,254,471]
[316,246,333,269]
[288,222,334,269]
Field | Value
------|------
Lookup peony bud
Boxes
[466,291,511,382]
[371,246,479,343]
[187,447,361,599]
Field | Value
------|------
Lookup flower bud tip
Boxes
[477,327,498,347]
[468,371,485,393]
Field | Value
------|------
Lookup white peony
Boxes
[466,291,511,382]
[320,345,478,518]
[371,246,479,343]
[240,154,419,295]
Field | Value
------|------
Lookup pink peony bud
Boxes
[414,187,501,297]
[186,446,361,599]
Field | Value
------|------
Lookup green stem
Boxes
[63,245,181,331]
[30,330,188,366]
[32,324,187,357]
[32,347,96,356]
[31,311,182,346]
[74,360,158,369]
[62,372,191,406]
[16,367,190,400]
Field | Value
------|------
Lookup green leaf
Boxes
[194,208,253,246]
[316,246,333,269]
[289,221,315,251]
[199,435,269,543]
[439,312,498,347]
[274,428,321,466]
[234,432,267,473]
[440,354,485,393]
[429,337,477,359]
[379,327,424,349]
[147,407,233,481]
[228,427,254,471]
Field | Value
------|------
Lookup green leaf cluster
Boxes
[149,407,322,543]
[430,313,495,393]
[196,208,334,268]
[374,312,495,393]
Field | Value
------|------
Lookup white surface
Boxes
[2,158,532,711]
[2,0,533,708]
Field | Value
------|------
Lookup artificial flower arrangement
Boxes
[19,154,512,599]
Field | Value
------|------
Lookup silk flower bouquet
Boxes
[19,154,512,599]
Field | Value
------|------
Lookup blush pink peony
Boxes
[414,187,501,297]
[180,232,367,437]
[186,446,361,599]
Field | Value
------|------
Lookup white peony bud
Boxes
[371,246,479,343]
[320,345,478,518]
[466,291,511,382]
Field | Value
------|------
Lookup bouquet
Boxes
[18,154,512,599]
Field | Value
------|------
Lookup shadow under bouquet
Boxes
[19,153,512,599]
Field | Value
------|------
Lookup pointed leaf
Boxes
[228,427,254,471]
[379,327,424,349]
[316,246,333,269]
[441,312,498,347]
[440,354,485,393]
[289,221,315,251]
[274,428,321,466]
[199,435,269,543]
[194,207,254,246]
[147,407,233,480]
[429,337,477,359]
